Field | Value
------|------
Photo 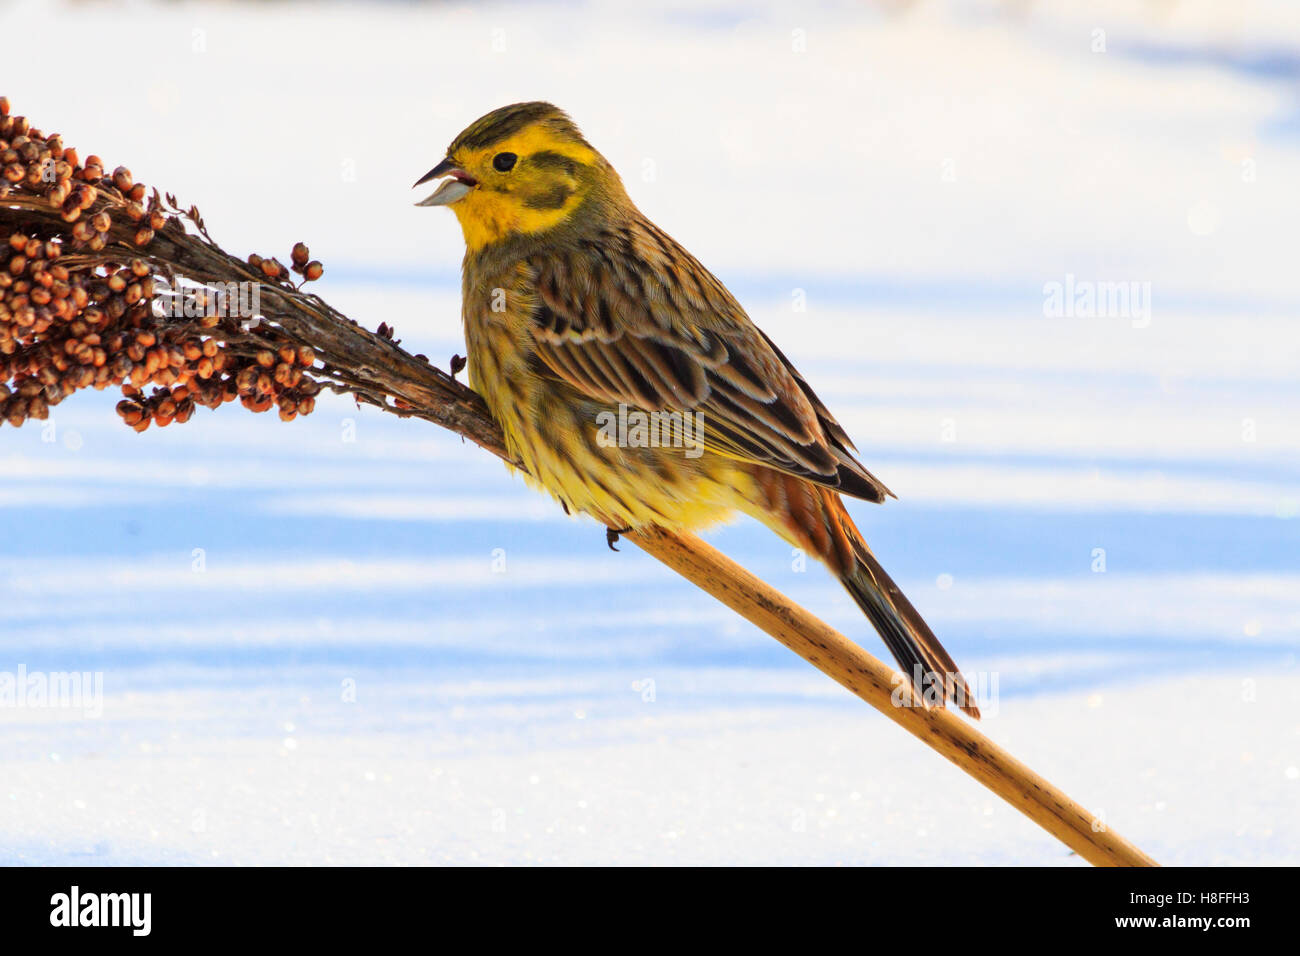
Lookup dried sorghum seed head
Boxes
[0,99,327,434]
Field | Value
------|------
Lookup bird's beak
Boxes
[413,157,477,207]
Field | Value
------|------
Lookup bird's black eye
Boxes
[492,152,517,172]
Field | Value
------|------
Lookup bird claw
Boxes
[606,526,631,551]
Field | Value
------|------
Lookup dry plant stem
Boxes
[1,168,1158,867]
[627,527,1159,867]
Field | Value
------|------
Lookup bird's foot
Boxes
[606,526,632,551]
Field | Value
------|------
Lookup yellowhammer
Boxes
[415,102,979,718]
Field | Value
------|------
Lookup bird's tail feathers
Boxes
[743,471,979,718]
[841,545,980,718]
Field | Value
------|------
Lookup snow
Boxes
[3,671,1294,865]
[1,0,1297,865]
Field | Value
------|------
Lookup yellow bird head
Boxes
[414,102,626,251]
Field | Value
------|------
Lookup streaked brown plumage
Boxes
[415,102,979,717]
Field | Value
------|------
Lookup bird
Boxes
[414,102,979,718]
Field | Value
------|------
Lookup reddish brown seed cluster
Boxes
[0,96,327,431]
[248,241,323,285]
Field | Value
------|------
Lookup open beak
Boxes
[413,158,477,206]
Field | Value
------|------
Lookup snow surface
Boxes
[1,0,1297,865]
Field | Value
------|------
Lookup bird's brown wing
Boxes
[524,215,892,502]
